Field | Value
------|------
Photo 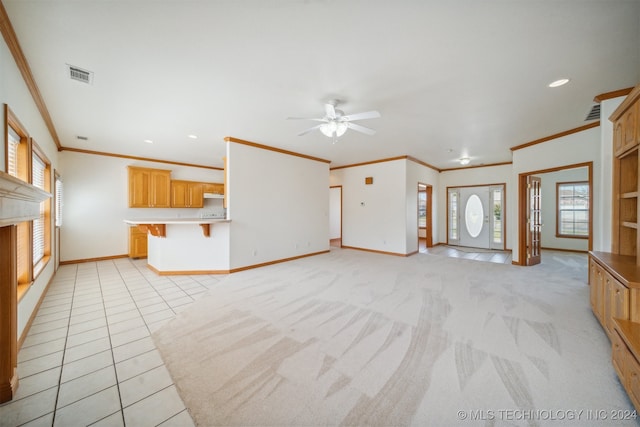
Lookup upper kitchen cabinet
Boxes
[171,180,205,208]
[202,183,224,195]
[128,166,172,208]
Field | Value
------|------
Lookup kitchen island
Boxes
[124,218,231,274]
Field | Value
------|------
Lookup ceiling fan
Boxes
[288,100,381,140]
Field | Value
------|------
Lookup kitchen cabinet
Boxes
[171,180,204,208]
[128,166,171,208]
[129,226,148,258]
[202,182,224,195]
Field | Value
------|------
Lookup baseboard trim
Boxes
[229,250,331,273]
[147,264,231,276]
[341,245,414,257]
[145,250,332,275]
[541,246,589,254]
[60,254,129,265]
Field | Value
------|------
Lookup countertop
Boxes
[124,218,230,225]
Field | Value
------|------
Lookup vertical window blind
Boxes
[8,126,19,177]
[32,153,46,265]
[55,176,63,227]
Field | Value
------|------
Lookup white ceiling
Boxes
[4,0,640,169]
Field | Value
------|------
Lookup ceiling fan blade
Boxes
[298,124,322,136]
[325,103,337,119]
[346,122,376,136]
[286,117,326,122]
[341,110,381,121]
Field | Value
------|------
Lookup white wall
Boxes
[58,151,224,262]
[438,164,513,247]
[599,96,625,252]
[226,141,329,269]
[1,36,60,338]
[330,159,408,254]
[406,160,439,252]
[329,158,438,255]
[538,167,589,252]
[512,126,600,263]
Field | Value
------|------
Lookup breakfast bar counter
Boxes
[124,218,231,274]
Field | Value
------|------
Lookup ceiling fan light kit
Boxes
[288,100,380,141]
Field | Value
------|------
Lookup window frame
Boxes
[31,140,51,278]
[556,181,590,239]
[4,105,52,299]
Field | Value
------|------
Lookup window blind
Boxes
[55,176,63,227]
[7,127,19,177]
[32,153,46,264]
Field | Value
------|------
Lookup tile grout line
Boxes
[50,263,80,427]
[96,260,130,426]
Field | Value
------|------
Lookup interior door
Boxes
[459,186,491,249]
[527,176,542,265]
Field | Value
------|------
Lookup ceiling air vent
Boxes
[585,104,600,121]
[68,65,93,84]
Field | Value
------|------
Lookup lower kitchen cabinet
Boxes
[129,226,148,258]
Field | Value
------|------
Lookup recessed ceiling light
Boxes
[188,134,198,140]
[548,78,570,88]
[144,139,153,144]
[459,157,470,165]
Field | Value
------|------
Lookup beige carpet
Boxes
[152,249,637,426]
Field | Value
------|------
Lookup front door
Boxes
[459,187,491,249]
[526,176,542,265]
[448,185,505,250]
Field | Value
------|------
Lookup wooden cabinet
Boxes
[590,257,604,324]
[129,226,148,258]
[613,320,640,411]
[128,166,171,208]
[611,84,640,262]
[590,253,634,338]
[202,182,224,195]
[593,83,640,413]
[614,102,639,157]
[171,180,204,208]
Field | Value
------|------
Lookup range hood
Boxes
[203,193,224,199]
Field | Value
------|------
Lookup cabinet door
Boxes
[171,181,189,208]
[614,120,626,157]
[129,168,151,207]
[622,103,638,154]
[626,347,640,411]
[604,272,614,337]
[612,329,627,380]
[152,170,171,208]
[189,183,204,208]
[612,279,630,322]
[129,227,148,258]
[590,259,605,325]
[603,271,630,338]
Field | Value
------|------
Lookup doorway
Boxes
[447,184,505,250]
[418,183,433,250]
[517,162,593,266]
[329,186,342,247]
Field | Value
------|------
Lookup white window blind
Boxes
[8,126,20,177]
[32,153,46,265]
[55,176,63,227]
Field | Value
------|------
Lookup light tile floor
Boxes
[0,257,226,427]
[420,244,513,264]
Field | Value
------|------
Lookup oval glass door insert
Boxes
[465,194,484,238]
